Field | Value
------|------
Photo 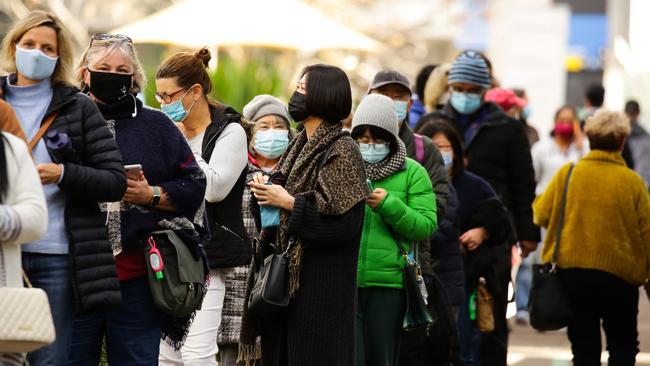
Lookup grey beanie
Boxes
[243,94,291,127]
[448,51,491,88]
[351,94,399,141]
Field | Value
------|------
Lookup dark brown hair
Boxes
[416,114,465,178]
[156,47,213,97]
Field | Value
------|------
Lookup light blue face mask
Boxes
[254,129,289,159]
[450,92,482,115]
[359,143,390,164]
[15,46,58,81]
[522,105,532,120]
[161,89,194,122]
[441,151,453,168]
[394,100,409,122]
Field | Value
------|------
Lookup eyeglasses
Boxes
[154,88,187,104]
[90,33,133,47]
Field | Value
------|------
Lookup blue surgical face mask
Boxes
[394,100,408,122]
[441,151,453,168]
[15,46,58,81]
[522,105,532,120]
[255,129,289,159]
[359,143,390,164]
[450,92,482,115]
[161,89,194,122]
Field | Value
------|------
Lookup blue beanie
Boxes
[448,51,491,88]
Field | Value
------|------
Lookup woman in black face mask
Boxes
[69,34,207,365]
[240,65,370,366]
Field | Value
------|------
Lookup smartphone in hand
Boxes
[124,164,143,180]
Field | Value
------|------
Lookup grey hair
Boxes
[75,38,146,93]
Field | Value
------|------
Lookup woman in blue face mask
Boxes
[208,94,292,366]
[0,11,128,366]
[351,94,438,366]
[155,48,250,366]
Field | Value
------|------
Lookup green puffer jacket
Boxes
[357,158,438,289]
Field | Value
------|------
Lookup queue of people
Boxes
[0,9,648,366]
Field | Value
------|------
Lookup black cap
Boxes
[368,70,412,95]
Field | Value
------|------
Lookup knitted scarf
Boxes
[238,121,369,364]
[364,139,407,181]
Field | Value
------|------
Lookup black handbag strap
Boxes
[552,164,575,269]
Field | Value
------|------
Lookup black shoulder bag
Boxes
[528,164,574,331]
[247,141,337,318]
[385,225,436,331]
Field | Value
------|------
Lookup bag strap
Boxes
[552,164,575,269]
[414,133,425,163]
[28,111,59,152]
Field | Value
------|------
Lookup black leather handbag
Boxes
[529,164,574,331]
[247,238,292,318]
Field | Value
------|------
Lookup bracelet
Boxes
[150,186,161,207]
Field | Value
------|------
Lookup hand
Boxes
[123,171,153,206]
[250,182,294,211]
[251,173,269,185]
[460,227,489,251]
[519,240,539,258]
[573,122,585,150]
[365,188,387,209]
[37,163,62,185]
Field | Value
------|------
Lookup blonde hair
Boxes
[0,10,75,86]
[424,63,451,113]
[585,109,631,151]
[75,37,146,93]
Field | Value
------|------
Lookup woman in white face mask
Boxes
[0,11,127,366]
[212,95,292,365]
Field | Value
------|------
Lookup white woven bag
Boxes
[0,271,55,353]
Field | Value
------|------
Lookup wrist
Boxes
[149,186,161,207]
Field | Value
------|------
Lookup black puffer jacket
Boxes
[441,102,540,243]
[430,183,464,306]
[0,77,127,312]
[201,104,252,268]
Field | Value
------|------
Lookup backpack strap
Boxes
[414,133,425,163]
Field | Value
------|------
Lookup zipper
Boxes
[219,223,244,242]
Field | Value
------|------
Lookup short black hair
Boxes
[351,125,397,152]
[416,114,465,178]
[415,65,437,99]
[625,100,640,116]
[585,84,605,107]
[301,64,352,123]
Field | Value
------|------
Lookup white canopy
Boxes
[111,0,381,52]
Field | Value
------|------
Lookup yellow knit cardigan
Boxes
[533,150,650,285]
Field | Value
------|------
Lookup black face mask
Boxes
[288,91,310,122]
[88,70,133,104]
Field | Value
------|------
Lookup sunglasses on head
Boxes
[90,33,133,46]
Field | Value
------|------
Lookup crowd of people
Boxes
[0,9,649,366]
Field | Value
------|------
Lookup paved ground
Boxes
[507,289,650,365]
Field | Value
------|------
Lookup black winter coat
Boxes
[0,77,127,312]
[430,184,465,306]
[442,102,540,243]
